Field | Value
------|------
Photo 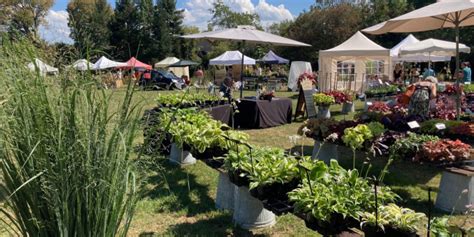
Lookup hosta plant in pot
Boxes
[359,203,425,237]
[389,133,440,162]
[288,160,398,235]
[313,93,335,119]
[342,124,374,169]
[245,148,308,202]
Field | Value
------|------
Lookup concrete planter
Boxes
[215,170,236,211]
[435,168,474,213]
[341,102,355,114]
[317,106,331,119]
[312,140,338,164]
[233,186,276,229]
[169,143,196,165]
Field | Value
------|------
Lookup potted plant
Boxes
[342,124,374,169]
[288,160,398,236]
[325,90,356,114]
[359,203,425,237]
[313,93,335,119]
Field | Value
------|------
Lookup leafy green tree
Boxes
[1,0,54,39]
[109,0,142,61]
[137,0,157,63]
[154,0,184,59]
[208,0,261,30]
[67,0,113,57]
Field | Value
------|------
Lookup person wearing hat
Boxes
[408,76,437,119]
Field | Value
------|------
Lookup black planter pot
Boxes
[228,169,249,187]
[303,213,359,236]
[363,226,418,237]
[262,199,294,216]
[249,179,299,201]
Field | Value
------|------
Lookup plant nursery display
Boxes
[313,93,335,106]
[325,90,355,104]
[359,203,425,236]
[155,92,224,108]
[288,160,398,234]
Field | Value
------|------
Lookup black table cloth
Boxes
[235,98,292,129]
[205,104,232,125]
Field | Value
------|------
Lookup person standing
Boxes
[393,63,404,84]
[408,76,437,119]
[462,62,471,84]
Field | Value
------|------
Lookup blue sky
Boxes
[42,0,314,44]
[51,0,313,15]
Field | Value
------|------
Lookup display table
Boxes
[205,104,232,125]
[235,98,292,129]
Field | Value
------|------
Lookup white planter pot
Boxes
[312,140,338,164]
[215,170,236,211]
[341,102,355,114]
[317,106,331,119]
[233,186,276,229]
[435,169,474,213]
[169,143,196,165]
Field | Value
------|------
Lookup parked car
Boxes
[138,70,186,90]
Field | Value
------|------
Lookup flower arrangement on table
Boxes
[324,90,355,104]
[313,93,335,107]
[259,89,275,101]
[297,72,317,86]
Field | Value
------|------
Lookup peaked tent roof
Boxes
[169,60,199,67]
[155,57,180,68]
[123,57,152,70]
[391,34,451,62]
[400,38,471,56]
[320,31,389,57]
[209,51,256,65]
[258,50,289,64]
[27,58,59,73]
[93,56,127,70]
[71,59,94,71]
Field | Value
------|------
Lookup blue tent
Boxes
[258,50,289,64]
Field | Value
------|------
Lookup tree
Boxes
[137,0,157,63]
[0,0,54,39]
[154,0,185,59]
[67,0,113,57]
[208,0,261,30]
[109,0,142,60]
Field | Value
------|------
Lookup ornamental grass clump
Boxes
[0,39,140,236]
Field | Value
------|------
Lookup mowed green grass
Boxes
[109,88,473,236]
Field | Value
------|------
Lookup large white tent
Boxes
[391,34,451,62]
[400,38,471,57]
[70,59,94,71]
[288,61,312,91]
[93,56,127,70]
[318,31,390,92]
[155,57,180,68]
[27,58,59,75]
[209,51,256,65]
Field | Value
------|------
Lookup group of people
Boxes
[393,62,472,85]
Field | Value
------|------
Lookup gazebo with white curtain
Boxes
[318,31,391,92]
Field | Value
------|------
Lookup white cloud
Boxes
[181,0,294,30]
[39,10,73,44]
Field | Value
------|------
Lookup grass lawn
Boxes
[108,88,473,236]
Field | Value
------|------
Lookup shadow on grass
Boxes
[162,212,271,237]
[143,160,217,217]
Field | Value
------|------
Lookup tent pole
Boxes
[240,41,245,99]
[455,20,461,120]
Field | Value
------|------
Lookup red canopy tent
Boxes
[123,57,152,70]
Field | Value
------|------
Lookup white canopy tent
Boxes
[288,61,312,91]
[93,56,127,70]
[155,57,180,68]
[70,59,94,71]
[154,57,189,77]
[318,31,391,92]
[27,58,59,75]
[391,34,451,62]
[400,38,471,56]
[209,51,256,65]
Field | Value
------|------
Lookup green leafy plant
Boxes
[343,124,374,168]
[288,160,398,223]
[0,39,140,236]
[420,119,465,135]
[359,203,425,232]
[464,84,474,94]
[389,133,440,160]
[313,93,335,106]
[366,122,386,137]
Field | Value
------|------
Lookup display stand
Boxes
[294,79,316,119]
[435,166,474,213]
